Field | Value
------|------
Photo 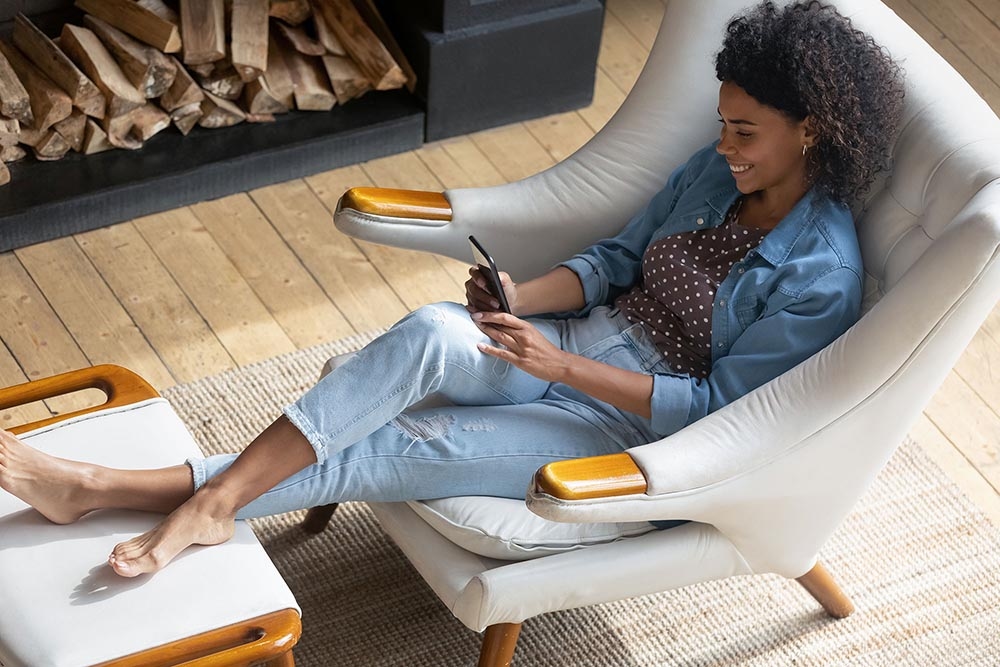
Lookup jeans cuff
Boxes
[186,457,207,491]
[283,402,328,464]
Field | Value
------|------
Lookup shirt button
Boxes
[696,217,705,225]
[719,299,727,307]
[738,267,745,274]
[717,342,724,348]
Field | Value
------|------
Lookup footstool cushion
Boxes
[0,398,300,667]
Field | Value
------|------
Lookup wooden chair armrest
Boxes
[339,187,453,221]
[533,452,648,500]
[0,364,159,435]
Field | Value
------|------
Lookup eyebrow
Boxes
[716,108,758,126]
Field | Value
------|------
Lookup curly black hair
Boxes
[715,1,905,203]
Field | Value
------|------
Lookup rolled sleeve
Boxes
[557,255,607,314]
[649,373,694,436]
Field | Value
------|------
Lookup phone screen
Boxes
[468,235,512,314]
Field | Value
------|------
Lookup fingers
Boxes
[465,268,502,312]
[471,311,522,328]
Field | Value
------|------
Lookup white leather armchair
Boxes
[323,1,1000,665]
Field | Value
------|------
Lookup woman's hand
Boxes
[472,311,569,383]
[465,267,519,315]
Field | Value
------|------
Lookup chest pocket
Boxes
[733,294,766,329]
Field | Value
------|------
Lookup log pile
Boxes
[0,0,414,188]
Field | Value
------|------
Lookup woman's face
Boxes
[715,81,815,201]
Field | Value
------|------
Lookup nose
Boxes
[716,129,735,155]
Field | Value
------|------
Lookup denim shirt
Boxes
[559,141,863,437]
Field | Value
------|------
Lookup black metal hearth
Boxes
[0,1,603,252]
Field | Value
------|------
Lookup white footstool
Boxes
[0,365,301,667]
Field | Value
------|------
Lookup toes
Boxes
[109,543,165,578]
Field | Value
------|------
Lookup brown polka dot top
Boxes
[614,199,768,379]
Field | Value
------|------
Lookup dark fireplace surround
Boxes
[0,0,603,252]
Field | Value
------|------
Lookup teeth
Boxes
[730,164,752,173]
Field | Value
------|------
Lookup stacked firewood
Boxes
[0,0,413,187]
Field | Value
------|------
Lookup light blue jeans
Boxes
[187,302,671,520]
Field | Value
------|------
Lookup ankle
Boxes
[192,481,242,519]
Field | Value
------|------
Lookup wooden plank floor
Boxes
[2,0,1000,526]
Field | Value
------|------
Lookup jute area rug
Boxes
[163,331,1000,667]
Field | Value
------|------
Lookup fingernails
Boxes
[472,312,483,320]
[490,300,499,308]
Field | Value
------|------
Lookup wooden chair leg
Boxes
[796,561,855,618]
[301,503,339,534]
[478,623,521,667]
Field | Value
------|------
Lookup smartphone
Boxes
[468,235,512,314]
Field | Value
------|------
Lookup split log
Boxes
[130,102,171,141]
[33,128,71,160]
[243,76,289,114]
[194,61,245,100]
[1,144,27,162]
[245,112,275,122]
[322,54,369,104]
[75,0,183,53]
[84,15,178,99]
[101,111,142,150]
[18,123,47,147]
[0,49,33,125]
[13,14,106,119]
[60,25,145,118]
[264,33,296,109]
[53,108,86,151]
[199,90,246,128]
[135,0,179,25]
[0,161,9,186]
[0,116,19,146]
[311,0,405,91]
[354,0,416,92]
[181,0,226,65]
[170,101,202,135]
[269,0,311,25]
[82,118,113,153]
[283,46,335,111]
[160,56,204,111]
[311,2,346,56]
[188,63,215,77]
[275,22,325,56]
[231,0,269,82]
[0,41,72,131]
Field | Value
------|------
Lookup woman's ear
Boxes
[801,116,819,149]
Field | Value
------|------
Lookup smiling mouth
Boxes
[729,163,753,174]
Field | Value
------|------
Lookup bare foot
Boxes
[0,429,103,524]
[108,489,236,577]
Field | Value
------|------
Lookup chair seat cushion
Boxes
[407,496,656,561]
[0,398,299,667]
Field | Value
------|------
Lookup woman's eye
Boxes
[736,131,752,138]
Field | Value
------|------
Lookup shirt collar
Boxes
[704,184,820,267]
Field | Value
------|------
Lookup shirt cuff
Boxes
[557,256,604,312]
[650,373,693,436]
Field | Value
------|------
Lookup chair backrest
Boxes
[509,0,1000,577]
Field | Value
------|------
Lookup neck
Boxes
[743,183,810,230]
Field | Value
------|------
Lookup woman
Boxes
[0,1,904,578]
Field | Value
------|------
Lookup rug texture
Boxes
[162,332,1000,667]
